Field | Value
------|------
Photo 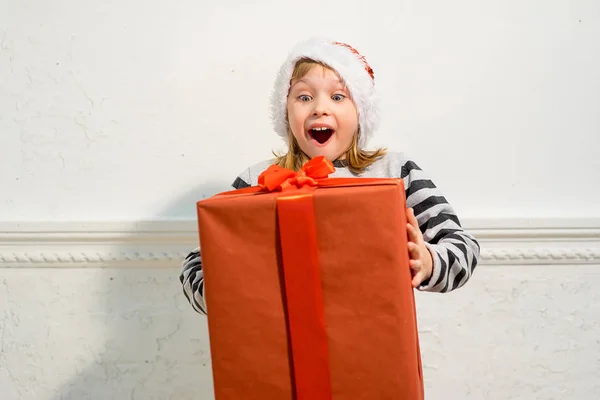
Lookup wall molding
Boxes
[1,218,599,267]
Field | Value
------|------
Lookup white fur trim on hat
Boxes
[270,37,379,149]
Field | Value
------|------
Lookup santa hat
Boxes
[270,38,379,149]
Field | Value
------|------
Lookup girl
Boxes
[180,38,480,315]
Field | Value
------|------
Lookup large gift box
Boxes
[196,156,423,400]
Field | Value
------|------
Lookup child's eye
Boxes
[332,94,346,101]
[298,95,312,102]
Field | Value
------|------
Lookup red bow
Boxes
[258,156,336,192]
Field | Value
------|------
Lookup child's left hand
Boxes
[406,208,434,288]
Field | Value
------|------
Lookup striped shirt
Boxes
[180,152,480,315]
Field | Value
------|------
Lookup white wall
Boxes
[2,0,599,221]
[1,0,599,399]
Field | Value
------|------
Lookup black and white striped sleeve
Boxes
[180,176,251,315]
[401,160,480,292]
[180,247,207,314]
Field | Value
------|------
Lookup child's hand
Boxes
[406,208,433,288]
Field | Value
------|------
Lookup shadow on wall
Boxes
[51,180,232,400]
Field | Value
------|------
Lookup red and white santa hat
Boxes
[270,37,379,148]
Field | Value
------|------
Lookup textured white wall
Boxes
[0,268,214,400]
[1,0,599,399]
[1,0,599,221]
[1,264,599,399]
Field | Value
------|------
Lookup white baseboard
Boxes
[1,218,599,267]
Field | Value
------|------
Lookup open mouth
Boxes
[308,127,334,145]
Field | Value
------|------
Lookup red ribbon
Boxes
[256,156,334,399]
[278,194,332,400]
[219,155,388,197]
[257,156,336,192]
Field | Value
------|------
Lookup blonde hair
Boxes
[273,58,386,174]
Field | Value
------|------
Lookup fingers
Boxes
[411,268,428,288]
[407,207,432,288]
[407,207,419,229]
[406,208,422,244]
[409,258,420,271]
[407,241,420,261]
[409,259,425,287]
[406,222,419,243]
[407,210,423,261]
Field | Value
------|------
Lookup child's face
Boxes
[287,65,358,161]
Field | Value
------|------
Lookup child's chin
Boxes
[306,147,342,162]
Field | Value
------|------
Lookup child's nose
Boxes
[312,97,331,116]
